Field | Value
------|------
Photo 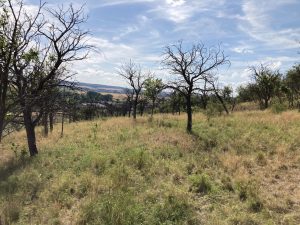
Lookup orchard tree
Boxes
[285,64,300,107]
[0,0,29,141]
[144,77,164,117]
[118,60,149,119]
[162,41,228,132]
[249,64,281,109]
[9,1,90,156]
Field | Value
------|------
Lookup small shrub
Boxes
[189,174,214,194]
[204,102,224,121]
[271,102,287,114]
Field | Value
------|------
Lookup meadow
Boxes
[0,111,300,225]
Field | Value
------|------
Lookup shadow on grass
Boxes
[0,156,33,185]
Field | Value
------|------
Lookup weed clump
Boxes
[153,195,193,225]
[256,152,267,166]
[189,174,215,194]
[249,197,264,212]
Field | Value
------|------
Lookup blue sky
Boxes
[27,0,300,88]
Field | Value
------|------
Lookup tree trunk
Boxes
[264,99,269,109]
[140,102,145,116]
[151,99,155,117]
[291,93,294,108]
[201,95,208,110]
[231,99,237,112]
[128,105,131,118]
[23,110,38,156]
[43,112,48,137]
[0,67,9,143]
[49,112,54,132]
[133,97,138,119]
[186,95,192,133]
[61,111,64,138]
[0,110,4,143]
[215,92,229,114]
[0,90,8,142]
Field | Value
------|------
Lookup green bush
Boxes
[204,102,224,121]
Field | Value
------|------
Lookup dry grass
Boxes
[0,110,300,224]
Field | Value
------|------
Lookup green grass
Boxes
[0,111,300,224]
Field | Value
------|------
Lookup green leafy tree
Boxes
[144,77,164,117]
[8,1,90,156]
[284,64,300,107]
[249,64,282,109]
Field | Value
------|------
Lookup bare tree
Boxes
[118,61,149,119]
[9,1,90,156]
[162,41,229,132]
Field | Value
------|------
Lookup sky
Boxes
[26,0,300,89]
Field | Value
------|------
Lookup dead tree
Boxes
[118,61,149,119]
[162,41,228,132]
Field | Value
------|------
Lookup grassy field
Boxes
[0,111,300,225]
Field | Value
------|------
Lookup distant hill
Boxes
[76,82,127,94]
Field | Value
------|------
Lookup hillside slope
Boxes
[1,111,300,224]
[77,82,127,94]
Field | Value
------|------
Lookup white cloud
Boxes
[239,0,300,49]
[231,46,254,54]
[112,25,139,41]
[166,0,185,7]
[148,0,225,23]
